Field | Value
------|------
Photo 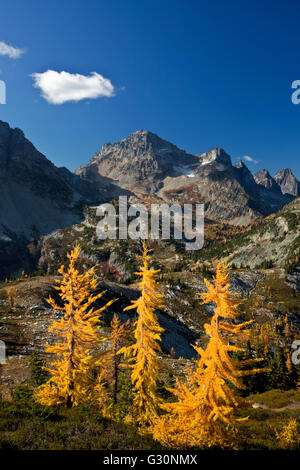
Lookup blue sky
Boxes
[0,0,300,178]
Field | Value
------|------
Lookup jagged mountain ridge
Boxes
[76,130,295,225]
[254,169,282,193]
[0,121,297,240]
[274,168,300,197]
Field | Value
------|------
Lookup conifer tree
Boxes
[153,262,263,448]
[268,347,290,390]
[105,314,130,404]
[119,241,164,426]
[7,286,17,308]
[35,244,114,407]
[284,314,291,340]
[285,349,292,374]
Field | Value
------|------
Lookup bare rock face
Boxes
[0,120,85,238]
[286,265,300,293]
[75,130,198,193]
[197,147,232,170]
[58,166,130,203]
[274,168,300,197]
[254,169,281,193]
[159,159,262,225]
[0,121,74,204]
[234,160,258,197]
[160,153,293,224]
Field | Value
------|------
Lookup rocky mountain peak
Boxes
[78,130,198,192]
[254,169,281,193]
[235,160,248,169]
[75,130,295,224]
[274,168,300,197]
[234,160,257,195]
[197,147,232,170]
[255,168,271,179]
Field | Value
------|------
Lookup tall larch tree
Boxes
[35,244,114,407]
[119,241,164,426]
[153,262,263,448]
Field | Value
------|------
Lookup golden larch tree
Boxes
[120,241,164,426]
[153,262,263,448]
[7,286,17,308]
[284,314,291,339]
[104,314,130,404]
[35,243,114,407]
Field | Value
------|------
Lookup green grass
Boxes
[0,399,161,450]
[248,389,300,409]
[234,389,300,450]
[236,405,300,450]
[0,387,299,450]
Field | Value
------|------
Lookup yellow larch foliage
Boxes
[7,286,17,308]
[249,321,282,357]
[94,314,130,418]
[153,262,264,449]
[284,314,291,339]
[103,314,130,404]
[251,323,273,355]
[119,241,164,426]
[275,418,299,449]
[285,351,293,374]
[35,243,114,407]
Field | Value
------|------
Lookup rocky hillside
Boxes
[75,130,294,225]
[0,120,130,240]
[0,121,86,238]
[196,198,300,270]
[58,166,130,203]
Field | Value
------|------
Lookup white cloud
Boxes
[242,155,259,164]
[31,70,115,104]
[0,41,25,59]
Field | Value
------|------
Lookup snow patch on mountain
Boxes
[173,164,197,177]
